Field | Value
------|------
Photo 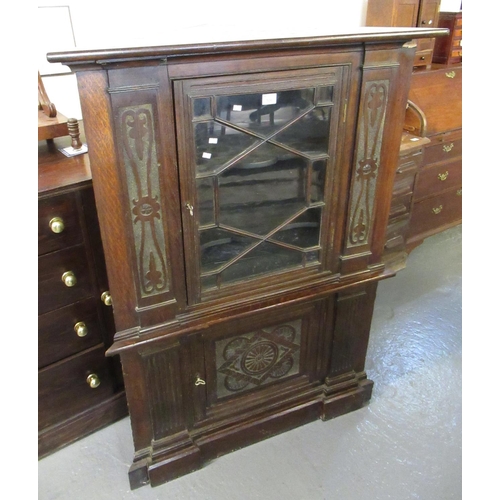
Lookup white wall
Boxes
[38,0,461,120]
[38,1,370,119]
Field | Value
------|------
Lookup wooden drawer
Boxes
[425,137,462,165]
[38,345,115,431]
[38,298,104,369]
[414,49,433,68]
[39,193,83,256]
[414,157,462,200]
[410,188,462,238]
[38,245,94,315]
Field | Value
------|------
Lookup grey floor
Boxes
[38,226,462,500]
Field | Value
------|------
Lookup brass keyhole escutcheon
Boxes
[62,271,77,287]
[432,205,443,215]
[438,171,449,181]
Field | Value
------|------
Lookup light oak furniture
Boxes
[366,0,442,68]
[47,27,446,488]
[38,136,128,458]
[404,64,462,248]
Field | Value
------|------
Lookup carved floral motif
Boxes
[348,81,389,247]
[216,322,301,397]
[120,105,169,297]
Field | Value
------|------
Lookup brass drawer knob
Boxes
[195,376,206,386]
[432,205,443,215]
[49,217,65,233]
[62,271,77,287]
[437,171,449,181]
[74,321,88,337]
[86,373,101,389]
[101,291,112,306]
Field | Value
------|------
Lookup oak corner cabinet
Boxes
[47,28,445,488]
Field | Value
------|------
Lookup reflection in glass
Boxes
[271,208,322,249]
[216,89,314,137]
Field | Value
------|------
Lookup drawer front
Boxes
[414,49,433,68]
[38,345,115,431]
[38,298,104,369]
[414,157,462,200]
[38,245,94,314]
[425,137,462,165]
[39,193,83,256]
[410,188,462,238]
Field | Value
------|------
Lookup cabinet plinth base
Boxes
[129,376,374,489]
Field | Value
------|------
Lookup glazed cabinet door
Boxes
[173,66,351,304]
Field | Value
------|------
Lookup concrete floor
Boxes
[38,225,462,500]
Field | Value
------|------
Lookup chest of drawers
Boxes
[432,11,462,65]
[38,137,128,458]
[404,64,462,248]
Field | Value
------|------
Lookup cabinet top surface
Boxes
[47,27,447,67]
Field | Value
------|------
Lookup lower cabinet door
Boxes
[190,299,328,426]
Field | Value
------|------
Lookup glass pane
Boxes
[219,241,303,285]
[193,97,212,119]
[196,177,215,226]
[311,160,326,204]
[218,143,308,236]
[215,89,314,137]
[271,207,322,249]
[194,121,259,175]
[200,227,256,274]
[317,86,334,104]
[273,107,331,157]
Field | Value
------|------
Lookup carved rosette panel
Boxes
[215,319,302,399]
[119,104,169,298]
[347,80,389,248]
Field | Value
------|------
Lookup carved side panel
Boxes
[108,83,175,311]
[118,103,169,298]
[347,80,389,249]
[144,346,185,440]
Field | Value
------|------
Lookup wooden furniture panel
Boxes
[365,0,442,68]
[413,156,461,199]
[433,11,462,65]
[38,344,116,430]
[38,298,104,369]
[409,186,462,237]
[38,245,95,314]
[47,27,445,488]
[405,64,462,247]
[38,193,83,254]
[404,65,462,135]
[38,136,128,458]
[383,133,429,271]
